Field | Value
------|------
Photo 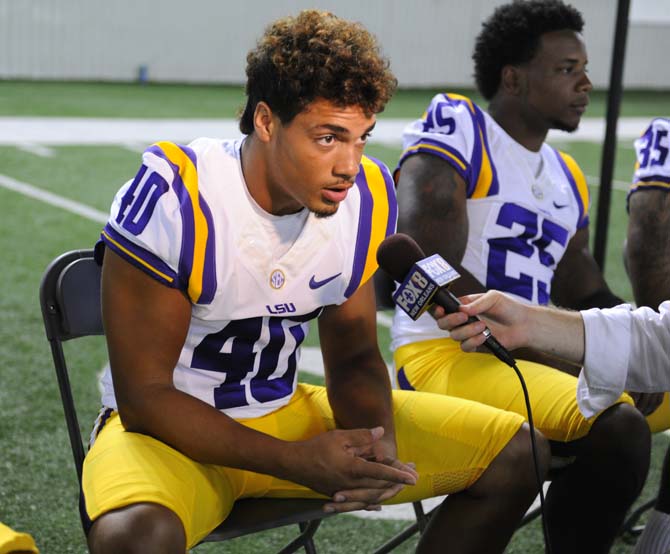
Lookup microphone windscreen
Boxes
[376,233,426,282]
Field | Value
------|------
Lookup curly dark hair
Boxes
[239,10,397,134]
[473,0,584,100]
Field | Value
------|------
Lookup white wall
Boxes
[0,0,667,89]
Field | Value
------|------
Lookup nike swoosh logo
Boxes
[553,201,569,209]
[309,273,342,289]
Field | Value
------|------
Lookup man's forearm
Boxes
[327,363,396,442]
[526,305,585,365]
[119,383,305,480]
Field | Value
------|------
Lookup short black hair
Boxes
[473,0,584,100]
[239,10,396,134]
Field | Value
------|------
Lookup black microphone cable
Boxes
[505,357,551,554]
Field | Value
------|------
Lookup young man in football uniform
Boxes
[437,116,670,553]
[83,10,548,554]
[390,1,650,552]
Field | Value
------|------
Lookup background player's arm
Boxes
[624,189,670,413]
[551,226,621,309]
[626,190,670,308]
[102,249,415,506]
[318,279,417,509]
[396,154,484,297]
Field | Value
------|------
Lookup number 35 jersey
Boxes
[99,138,397,419]
[391,93,589,349]
[627,117,670,207]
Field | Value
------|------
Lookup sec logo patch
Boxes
[269,269,285,289]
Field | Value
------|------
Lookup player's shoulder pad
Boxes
[397,92,483,185]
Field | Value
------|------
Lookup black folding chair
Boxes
[39,249,331,553]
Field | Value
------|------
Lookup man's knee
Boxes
[591,402,651,456]
[470,423,550,498]
[88,502,186,554]
[587,403,651,490]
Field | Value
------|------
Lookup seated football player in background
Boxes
[390,1,649,552]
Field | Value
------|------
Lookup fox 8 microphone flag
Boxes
[392,254,461,320]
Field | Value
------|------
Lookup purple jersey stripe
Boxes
[344,170,374,298]
[178,143,198,168]
[627,178,670,212]
[172,143,216,304]
[637,174,670,184]
[473,105,500,197]
[198,192,217,304]
[398,137,470,184]
[146,144,197,295]
[443,93,483,197]
[366,155,398,237]
[468,124,484,197]
[101,225,179,287]
[553,149,587,229]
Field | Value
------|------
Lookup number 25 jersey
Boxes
[100,138,397,419]
[391,93,590,349]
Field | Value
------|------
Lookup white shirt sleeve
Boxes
[577,301,670,417]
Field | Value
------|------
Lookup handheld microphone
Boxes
[376,233,516,368]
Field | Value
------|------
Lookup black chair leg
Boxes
[275,520,322,554]
[372,502,438,554]
[298,520,318,554]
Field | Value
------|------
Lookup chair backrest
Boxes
[39,249,101,490]
[41,249,102,342]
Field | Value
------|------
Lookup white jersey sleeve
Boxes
[398,93,506,201]
[102,141,218,305]
[628,117,670,208]
[398,93,478,186]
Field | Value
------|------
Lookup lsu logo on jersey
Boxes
[266,303,296,315]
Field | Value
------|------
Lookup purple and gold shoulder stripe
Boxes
[344,156,397,298]
[102,142,217,304]
[555,150,589,229]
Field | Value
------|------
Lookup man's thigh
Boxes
[395,338,634,442]
[389,388,524,502]
[82,383,525,542]
[244,384,525,504]
[82,385,338,542]
[83,411,247,549]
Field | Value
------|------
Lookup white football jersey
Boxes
[391,93,590,350]
[100,138,397,418]
[628,117,670,208]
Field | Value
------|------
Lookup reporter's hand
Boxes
[290,427,417,514]
[433,291,531,352]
